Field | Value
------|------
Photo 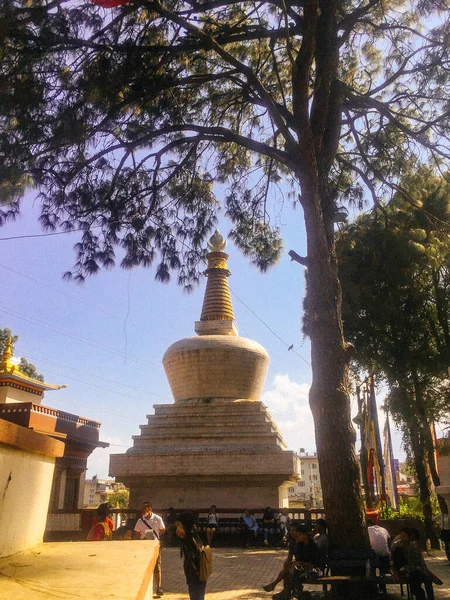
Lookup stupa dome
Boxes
[163,231,270,402]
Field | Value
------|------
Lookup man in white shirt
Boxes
[135,502,166,596]
[368,519,391,573]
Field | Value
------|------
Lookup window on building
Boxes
[313,475,318,481]
[299,481,305,487]
[49,467,63,511]
[64,477,80,510]
[288,487,295,493]
[312,463,317,469]
[301,469,304,475]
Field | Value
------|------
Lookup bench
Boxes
[196,515,287,546]
[301,574,408,599]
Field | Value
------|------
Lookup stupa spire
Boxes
[0,336,13,370]
[0,335,67,391]
[195,230,238,336]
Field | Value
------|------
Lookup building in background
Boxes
[288,450,323,508]
[0,338,108,509]
[83,476,128,507]
[396,466,417,498]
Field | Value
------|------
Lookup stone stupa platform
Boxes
[109,231,300,509]
[111,398,298,507]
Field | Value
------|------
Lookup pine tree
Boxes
[2,0,450,547]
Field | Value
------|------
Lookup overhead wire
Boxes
[0,228,93,241]
[46,395,143,422]
[36,367,165,405]
[14,348,171,400]
[0,305,164,371]
[0,221,311,368]
[0,262,167,341]
[229,288,311,366]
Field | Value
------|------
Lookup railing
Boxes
[0,402,101,428]
[32,403,101,428]
[45,507,325,540]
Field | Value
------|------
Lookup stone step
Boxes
[150,401,268,417]
[132,431,282,444]
[139,422,275,435]
[127,442,285,453]
[145,417,275,431]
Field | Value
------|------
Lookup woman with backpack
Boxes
[176,513,211,600]
[87,503,114,541]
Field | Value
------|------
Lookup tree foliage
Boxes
[0,327,44,381]
[3,0,450,547]
[107,490,129,508]
[337,171,450,542]
[2,0,450,283]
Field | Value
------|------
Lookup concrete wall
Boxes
[128,479,284,509]
[0,419,64,557]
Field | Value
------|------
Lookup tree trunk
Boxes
[409,422,437,547]
[303,189,368,549]
[413,382,441,548]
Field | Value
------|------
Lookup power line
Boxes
[47,395,141,422]
[0,262,167,341]
[108,443,132,448]
[0,306,164,371]
[145,223,311,366]
[15,348,171,400]
[0,224,311,367]
[38,367,164,405]
[229,288,311,366]
[0,228,93,241]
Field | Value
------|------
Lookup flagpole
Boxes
[369,375,386,501]
[385,410,399,511]
[356,384,371,507]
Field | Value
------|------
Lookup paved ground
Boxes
[157,547,450,600]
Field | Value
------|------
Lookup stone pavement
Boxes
[157,547,450,600]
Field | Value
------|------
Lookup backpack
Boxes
[194,538,213,582]
[87,520,113,541]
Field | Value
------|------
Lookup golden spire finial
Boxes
[207,230,227,252]
[0,336,14,371]
[195,231,237,335]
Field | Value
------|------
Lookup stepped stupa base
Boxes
[109,399,299,509]
[118,474,292,509]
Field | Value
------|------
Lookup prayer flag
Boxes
[364,376,386,505]
[383,412,399,511]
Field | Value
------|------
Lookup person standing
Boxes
[87,503,114,541]
[134,502,166,596]
[176,513,208,600]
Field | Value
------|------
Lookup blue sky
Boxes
[0,193,411,477]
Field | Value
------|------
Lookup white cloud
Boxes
[86,435,127,479]
[262,373,315,453]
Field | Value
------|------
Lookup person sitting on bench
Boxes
[291,524,320,598]
[241,509,259,547]
[262,522,298,599]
